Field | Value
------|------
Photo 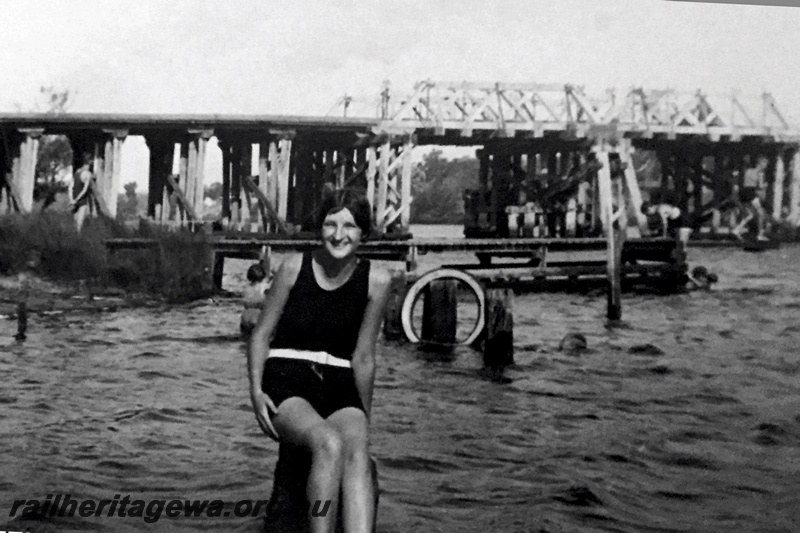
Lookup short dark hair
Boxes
[317,188,372,238]
[246,262,267,283]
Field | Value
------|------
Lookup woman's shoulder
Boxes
[272,253,304,286]
[278,253,304,273]
[367,265,393,297]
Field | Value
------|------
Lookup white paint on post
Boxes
[772,153,785,221]
[377,140,390,232]
[277,139,292,222]
[400,138,414,231]
[17,129,42,213]
[790,151,800,226]
[366,146,377,216]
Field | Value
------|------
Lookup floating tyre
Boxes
[400,268,486,346]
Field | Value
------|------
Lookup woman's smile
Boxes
[321,208,362,258]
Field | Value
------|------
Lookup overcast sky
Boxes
[2,0,799,188]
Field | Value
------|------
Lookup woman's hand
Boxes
[250,388,279,441]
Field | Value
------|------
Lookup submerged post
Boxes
[593,141,623,320]
[420,279,457,351]
[483,288,513,367]
[382,269,407,341]
[211,252,224,292]
[265,444,379,532]
[14,301,27,341]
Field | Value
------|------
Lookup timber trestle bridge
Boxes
[3,80,799,319]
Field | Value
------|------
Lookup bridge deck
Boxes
[106,236,676,254]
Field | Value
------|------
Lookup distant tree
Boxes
[410,150,478,224]
[117,182,139,221]
[32,87,73,209]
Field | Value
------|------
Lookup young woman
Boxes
[248,191,390,533]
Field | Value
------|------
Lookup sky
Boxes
[2,0,800,190]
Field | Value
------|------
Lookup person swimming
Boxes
[240,262,270,337]
[686,265,719,291]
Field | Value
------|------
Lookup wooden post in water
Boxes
[383,269,407,341]
[420,280,457,352]
[483,288,513,367]
[14,301,27,341]
[594,141,623,320]
[265,444,379,533]
[211,252,224,292]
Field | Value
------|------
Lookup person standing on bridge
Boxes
[248,189,390,533]
[734,156,769,241]
[70,152,93,231]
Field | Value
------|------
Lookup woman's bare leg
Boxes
[272,398,343,533]
[327,408,373,533]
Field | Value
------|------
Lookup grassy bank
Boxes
[0,212,214,303]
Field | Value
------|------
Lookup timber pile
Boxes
[263,444,379,533]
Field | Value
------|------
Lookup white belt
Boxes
[268,349,351,368]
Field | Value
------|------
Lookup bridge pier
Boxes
[1,130,23,213]
[789,150,800,226]
[18,128,43,213]
[144,135,174,220]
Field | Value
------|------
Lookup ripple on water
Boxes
[4,245,800,532]
[380,455,463,474]
[752,422,792,446]
[136,370,178,381]
[129,351,167,360]
[552,485,603,507]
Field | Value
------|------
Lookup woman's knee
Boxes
[308,426,344,461]
[341,433,370,466]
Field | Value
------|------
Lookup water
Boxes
[2,225,800,532]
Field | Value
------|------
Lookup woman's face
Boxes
[321,208,363,260]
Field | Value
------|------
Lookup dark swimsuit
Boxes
[262,252,370,418]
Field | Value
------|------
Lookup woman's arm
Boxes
[70,169,92,205]
[350,267,392,417]
[247,254,302,438]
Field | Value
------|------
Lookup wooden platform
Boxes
[106,235,677,258]
[106,235,685,292]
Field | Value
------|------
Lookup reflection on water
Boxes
[1,227,799,532]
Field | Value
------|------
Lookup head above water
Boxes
[559,332,588,353]
[317,188,372,238]
[246,262,267,283]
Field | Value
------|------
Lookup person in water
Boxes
[240,262,271,337]
[733,156,769,241]
[70,152,94,231]
[686,265,719,291]
[248,190,391,533]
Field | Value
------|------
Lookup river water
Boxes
[1,225,799,532]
